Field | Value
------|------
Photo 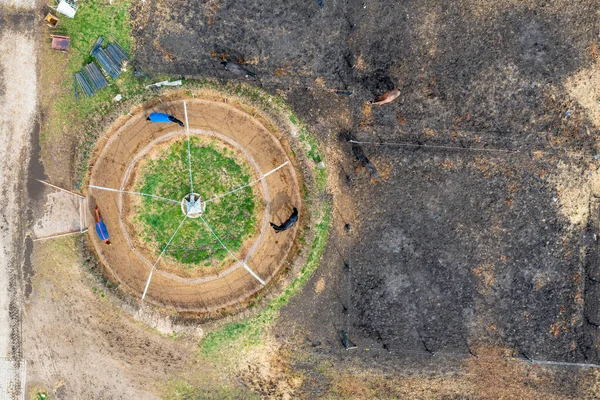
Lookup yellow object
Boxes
[44,13,59,28]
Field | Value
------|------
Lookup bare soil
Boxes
[23,237,193,399]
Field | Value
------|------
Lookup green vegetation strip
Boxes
[135,138,257,266]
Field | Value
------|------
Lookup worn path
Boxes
[0,5,37,400]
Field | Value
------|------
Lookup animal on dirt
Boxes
[351,140,379,178]
[222,61,257,79]
[146,112,185,127]
[94,206,111,245]
[167,115,185,127]
[370,88,400,105]
[270,207,299,233]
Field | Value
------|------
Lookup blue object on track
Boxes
[147,112,172,123]
[95,220,110,241]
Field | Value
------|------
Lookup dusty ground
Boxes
[0,6,37,399]
[32,189,83,240]
[23,236,193,399]
[25,0,600,398]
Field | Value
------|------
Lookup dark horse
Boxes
[222,61,257,79]
[351,141,379,178]
[340,131,379,179]
[167,115,184,127]
[270,207,298,233]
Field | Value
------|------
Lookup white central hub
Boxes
[181,193,205,218]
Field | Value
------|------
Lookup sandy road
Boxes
[0,7,37,399]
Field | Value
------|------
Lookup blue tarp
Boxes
[95,220,110,241]
[147,112,172,123]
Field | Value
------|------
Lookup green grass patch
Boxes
[53,0,141,118]
[135,137,258,266]
[42,0,173,186]
[315,168,328,190]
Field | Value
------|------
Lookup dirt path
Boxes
[0,9,37,400]
[23,237,187,399]
[0,0,35,7]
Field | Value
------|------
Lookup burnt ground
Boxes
[131,0,600,390]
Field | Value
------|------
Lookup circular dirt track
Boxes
[87,99,301,312]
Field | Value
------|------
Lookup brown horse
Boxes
[371,88,400,105]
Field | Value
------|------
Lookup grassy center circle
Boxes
[132,136,258,268]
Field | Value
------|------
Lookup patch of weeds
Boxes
[289,114,298,125]
[90,286,105,298]
[297,127,323,165]
[34,393,49,400]
[298,232,306,244]
[162,380,258,400]
[315,168,328,190]
[308,144,322,163]
[134,137,258,266]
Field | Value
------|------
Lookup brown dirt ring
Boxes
[87,99,301,312]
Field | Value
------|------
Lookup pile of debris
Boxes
[74,63,107,97]
[91,37,129,79]
[73,36,129,99]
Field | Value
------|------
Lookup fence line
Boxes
[349,139,600,160]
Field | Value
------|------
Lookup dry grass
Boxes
[203,0,220,25]
[473,263,495,289]
[314,77,326,88]
[566,40,600,131]
[423,127,437,137]
[359,102,373,127]
[548,161,591,227]
[354,55,365,71]
[240,341,303,400]
[31,237,81,301]
[314,277,325,294]
[326,345,583,400]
